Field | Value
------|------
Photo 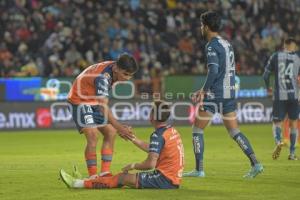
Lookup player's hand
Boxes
[267,88,273,97]
[122,163,135,173]
[192,90,205,106]
[117,125,134,141]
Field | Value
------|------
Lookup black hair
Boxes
[116,53,138,73]
[284,37,297,45]
[151,101,171,122]
[200,11,221,32]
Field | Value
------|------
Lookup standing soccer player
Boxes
[60,101,185,189]
[183,11,263,178]
[263,38,300,160]
[67,53,138,178]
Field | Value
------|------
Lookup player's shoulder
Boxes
[206,38,219,50]
[269,51,279,60]
[207,36,228,52]
[96,61,114,78]
[151,125,171,137]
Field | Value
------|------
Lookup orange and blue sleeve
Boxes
[149,132,165,154]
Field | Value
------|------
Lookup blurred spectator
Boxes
[0,0,299,78]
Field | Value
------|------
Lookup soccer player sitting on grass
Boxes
[60,101,185,189]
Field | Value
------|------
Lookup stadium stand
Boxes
[0,0,300,78]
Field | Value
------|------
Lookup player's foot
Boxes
[60,169,76,188]
[272,142,284,160]
[72,165,83,179]
[243,163,264,178]
[183,170,205,177]
[288,154,298,160]
[99,171,113,177]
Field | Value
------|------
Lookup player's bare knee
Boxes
[227,128,240,138]
[84,130,99,144]
[102,129,117,141]
[272,123,282,133]
[192,125,204,134]
[289,120,298,129]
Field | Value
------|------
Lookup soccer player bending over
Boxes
[263,38,300,160]
[183,11,263,178]
[60,101,185,189]
[67,53,138,178]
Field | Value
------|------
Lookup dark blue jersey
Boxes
[203,36,236,99]
[264,51,300,100]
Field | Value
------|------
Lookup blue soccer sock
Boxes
[230,130,258,166]
[192,126,204,172]
[290,128,298,155]
[272,124,282,145]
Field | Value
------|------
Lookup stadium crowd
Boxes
[0,0,299,78]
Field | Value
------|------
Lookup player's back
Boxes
[271,51,300,100]
[68,61,114,105]
[155,125,184,185]
[206,36,236,99]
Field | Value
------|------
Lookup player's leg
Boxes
[287,100,299,160]
[71,104,101,178]
[183,105,213,177]
[60,169,137,189]
[98,124,117,175]
[271,100,286,159]
[272,120,284,160]
[136,171,179,189]
[223,111,263,178]
[82,127,100,177]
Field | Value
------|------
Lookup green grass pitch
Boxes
[1,124,300,200]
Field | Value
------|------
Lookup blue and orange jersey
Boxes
[67,61,115,105]
[149,125,184,185]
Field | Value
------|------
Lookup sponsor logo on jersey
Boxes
[84,115,94,124]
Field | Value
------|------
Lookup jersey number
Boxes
[279,62,293,84]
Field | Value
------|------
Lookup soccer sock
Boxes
[85,152,97,176]
[290,128,298,155]
[84,173,123,189]
[192,126,204,172]
[272,124,282,145]
[230,129,258,166]
[101,148,113,173]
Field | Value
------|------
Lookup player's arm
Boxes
[122,152,159,172]
[95,75,133,140]
[263,53,276,91]
[131,136,149,152]
[193,46,219,103]
[122,132,164,172]
[202,46,219,93]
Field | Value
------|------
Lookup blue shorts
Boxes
[202,98,237,114]
[70,103,107,133]
[272,100,299,121]
[137,170,179,189]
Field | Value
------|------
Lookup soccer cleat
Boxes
[60,169,76,188]
[243,163,264,178]
[272,142,284,160]
[183,170,205,177]
[72,165,83,179]
[288,154,298,160]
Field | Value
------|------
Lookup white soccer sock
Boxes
[73,179,84,188]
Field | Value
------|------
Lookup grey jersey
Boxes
[265,51,300,100]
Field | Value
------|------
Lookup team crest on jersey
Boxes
[103,72,111,79]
